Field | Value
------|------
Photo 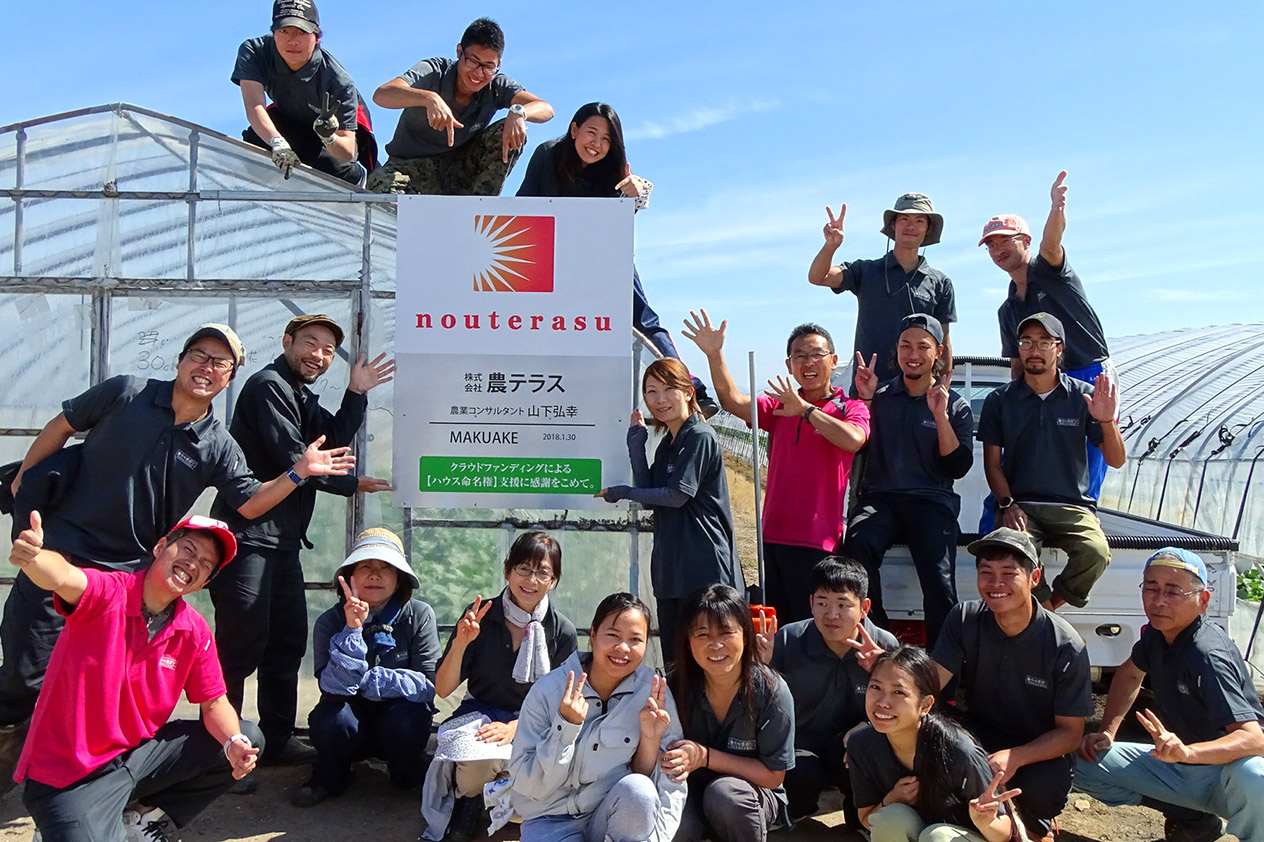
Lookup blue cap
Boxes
[1144,547,1208,585]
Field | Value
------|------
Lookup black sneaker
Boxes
[228,775,259,795]
[446,795,489,842]
[292,782,333,808]
[260,736,317,767]
[697,395,721,420]
[1164,814,1225,842]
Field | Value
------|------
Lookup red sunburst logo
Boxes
[472,215,555,292]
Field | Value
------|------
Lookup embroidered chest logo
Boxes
[1024,675,1049,690]
[727,738,756,752]
[1176,681,1191,696]
[1056,418,1079,427]
[922,419,938,429]
[159,655,179,670]
[174,450,199,470]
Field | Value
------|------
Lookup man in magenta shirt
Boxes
[684,312,870,621]
[9,511,261,842]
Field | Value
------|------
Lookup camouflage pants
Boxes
[366,118,521,196]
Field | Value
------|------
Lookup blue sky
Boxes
[8,1,1262,385]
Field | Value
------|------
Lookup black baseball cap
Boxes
[1017,312,1066,342]
[272,0,320,34]
[901,313,945,346]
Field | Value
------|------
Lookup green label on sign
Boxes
[419,456,602,494]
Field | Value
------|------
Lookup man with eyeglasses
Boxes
[208,314,394,780]
[682,314,869,621]
[1077,548,1264,842]
[977,312,1126,612]
[367,17,553,195]
[0,324,355,790]
[981,172,1114,501]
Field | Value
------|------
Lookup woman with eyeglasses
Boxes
[421,532,578,841]
[517,101,716,415]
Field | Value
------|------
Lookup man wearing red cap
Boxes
[979,172,1114,503]
[10,511,261,842]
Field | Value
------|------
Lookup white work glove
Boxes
[269,136,300,179]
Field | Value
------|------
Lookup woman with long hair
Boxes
[848,645,1024,842]
[665,584,795,842]
[597,359,739,651]
[421,532,578,841]
[509,592,686,842]
[517,102,716,414]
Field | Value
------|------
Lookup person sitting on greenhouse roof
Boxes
[233,0,375,186]
[295,527,440,808]
[208,314,394,784]
[422,532,578,842]
[366,17,553,196]
[0,323,354,792]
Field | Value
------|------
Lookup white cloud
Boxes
[625,100,778,141]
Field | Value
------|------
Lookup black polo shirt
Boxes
[977,372,1104,507]
[44,376,258,571]
[848,722,1002,827]
[384,57,523,159]
[210,355,365,551]
[1132,616,1264,746]
[649,414,740,599]
[438,594,578,716]
[932,598,1092,749]
[679,667,796,804]
[832,252,956,378]
[770,616,898,748]
[232,37,359,133]
[862,377,974,512]
[997,254,1109,372]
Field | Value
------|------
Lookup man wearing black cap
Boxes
[1077,548,1264,842]
[844,314,973,645]
[932,527,1093,842]
[210,314,394,774]
[807,193,957,388]
[234,0,369,185]
[0,323,354,790]
[977,312,1125,611]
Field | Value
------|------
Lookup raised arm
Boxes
[1085,373,1126,469]
[681,309,751,418]
[1040,171,1068,267]
[808,205,846,288]
[8,511,87,606]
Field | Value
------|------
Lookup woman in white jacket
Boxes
[509,592,687,842]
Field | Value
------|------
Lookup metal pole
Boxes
[748,351,765,595]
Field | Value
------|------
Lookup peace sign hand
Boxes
[338,575,369,630]
[754,611,779,665]
[854,352,880,400]
[845,622,886,673]
[969,769,1022,821]
[455,595,494,646]
[1136,708,1192,763]
[823,204,846,249]
[559,671,590,725]
[313,92,341,143]
[639,675,672,741]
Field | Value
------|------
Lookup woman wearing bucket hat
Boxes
[807,193,957,389]
[295,528,441,807]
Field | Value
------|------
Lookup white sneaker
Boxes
[126,808,178,842]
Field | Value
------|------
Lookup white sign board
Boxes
[393,196,634,508]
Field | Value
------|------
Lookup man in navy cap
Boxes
[977,312,1125,610]
[1077,548,1264,842]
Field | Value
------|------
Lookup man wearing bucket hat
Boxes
[209,314,393,776]
[296,527,440,807]
[0,323,355,789]
[931,527,1093,842]
[808,192,957,388]
[980,172,1114,500]
[234,0,370,185]
[1077,548,1264,842]
[10,510,264,842]
[977,312,1126,611]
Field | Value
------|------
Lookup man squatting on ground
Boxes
[11,512,261,842]
[209,314,394,773]
[1077,548,1264,842]
[367,18,553,196]
[978,312,1125,610]
[0,324,354,785]
[683,313,869,623]
[235,0,367,185]
[932,527,1094,841]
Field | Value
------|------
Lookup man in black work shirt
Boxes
[209,314,393,772]
[977,312,1126,610]
[0,324,353,789]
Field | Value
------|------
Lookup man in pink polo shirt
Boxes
[9,511,261,842]
[684,312,870,621]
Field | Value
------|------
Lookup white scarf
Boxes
[501,587,551,685]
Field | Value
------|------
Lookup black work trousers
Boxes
[0,572,66,725]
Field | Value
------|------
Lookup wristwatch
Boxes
[997,496,1015,510]
[509,103,526,119]
[803,405,818,421]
